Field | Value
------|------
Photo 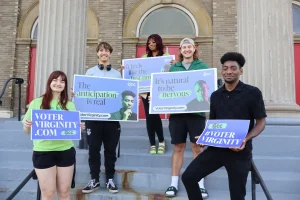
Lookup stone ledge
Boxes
[266,118,300,126]
[0,111,13,118]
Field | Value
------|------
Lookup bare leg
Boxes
[172,143,186,176]
[35,166,56,200]
[190,142,203,159]
[56,165,74,200]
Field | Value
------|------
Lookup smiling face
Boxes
[221,61,243,84]
[50,75,65,93]
[180,43,195,59]
[148,38,157,52]
[97,46,111,62]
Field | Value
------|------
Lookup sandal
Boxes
[165,186,177,197]
[200,188,209,199]
[157,142,165,154]
[149,146,156,154]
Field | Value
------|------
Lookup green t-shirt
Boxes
[22,97,76,152]
[169,59,210,117]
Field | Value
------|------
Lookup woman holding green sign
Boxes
[23,71,84,200]
[141,34,174,155]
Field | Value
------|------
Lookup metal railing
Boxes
[251,160,273,200]
[5,170,41,200]
[5,160,274,200]
[0,78,24,121]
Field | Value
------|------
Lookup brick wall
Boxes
[124,0,139,22]
[198,43,213,68]
[18,0,37,25]
[86,44,98,70]
[201,0,213,16]
[13,45,30,115]
[122,44,137,59]
[89,0,124,70]
[0,0,19,111]
[7,0,229,115]
[212,0,238,76]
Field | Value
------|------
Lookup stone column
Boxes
[237,0,300,118]
[34,0,88,97]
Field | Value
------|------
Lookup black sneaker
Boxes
[82,179,100,193]
[106,179,118,193]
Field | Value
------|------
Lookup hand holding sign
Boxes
[70,88,75,99]
[196,120,250,148]
[194,136,205,148]
[80,122,85,130]
[24,120,32,128]
[229,139,247,152]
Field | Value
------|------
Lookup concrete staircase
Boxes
[0,118,300,200]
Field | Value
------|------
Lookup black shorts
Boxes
[32,147,76,169]
[169,114,206,144]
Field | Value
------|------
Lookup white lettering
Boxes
[229,132,235,138]
[36,129,57,136]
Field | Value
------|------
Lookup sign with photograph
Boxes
[150,68,217,114]
[73,75,139,121]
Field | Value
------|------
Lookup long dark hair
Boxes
[41,70,69,110]
[146,34,164,57]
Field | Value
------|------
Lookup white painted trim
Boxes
[293,1,300,35]
[30,18,39,39]
[136,4,198,37]
[293,1,300,7]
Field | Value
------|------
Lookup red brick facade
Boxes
[0,0,237,116]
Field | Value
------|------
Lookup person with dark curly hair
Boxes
[109,90,137,121]
[182,52,267,200]
[140,34,171,155]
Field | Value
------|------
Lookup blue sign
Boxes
[122,55,175,93]
[31,110,81,140]
[73,75,139,121]
[196,120,250,148]
[149,68,217,114]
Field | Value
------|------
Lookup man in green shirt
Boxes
[165,38,209,199]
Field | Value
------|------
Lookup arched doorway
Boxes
[17,3,99,104]
[123,0,212,119]
[293,1,300,105]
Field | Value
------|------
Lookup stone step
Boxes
[1,160,300,195]
[1,147,300,173]
[3,184,298,200]
[1,129,300,157]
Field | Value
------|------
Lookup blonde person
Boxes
[23,70,84,200]
[149,38,209,198]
